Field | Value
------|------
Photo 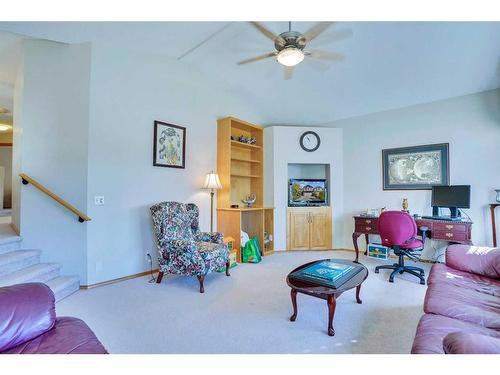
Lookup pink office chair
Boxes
[374,211,428,285]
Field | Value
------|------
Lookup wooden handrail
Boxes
[19,173,91,222]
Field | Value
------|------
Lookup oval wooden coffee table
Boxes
[286,259,369,336]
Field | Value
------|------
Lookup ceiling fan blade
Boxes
[309,28,353,47]
[305,50,345,61]
[283,66,294,80]
[303,58,330,72]
[302,22,334,43]
[249,22,281,42]
[237,52,276,65]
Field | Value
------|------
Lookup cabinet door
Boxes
[309,208,332,250]
[288,211,310,250]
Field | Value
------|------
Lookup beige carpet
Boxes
[57,250,431,354]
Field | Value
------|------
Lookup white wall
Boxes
[0,83,13,112]
[13,39,91,282]
[0,146,12,208]
[12,64,23,232]
[333,89,500,259]
[85,43,265,285]
[264,126,344,251]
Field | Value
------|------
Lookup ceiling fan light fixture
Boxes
[276,47,304,67]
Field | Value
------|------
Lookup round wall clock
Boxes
[299,131,321,152]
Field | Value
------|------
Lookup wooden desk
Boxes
[490,204,500,247]
[352,215,473,262]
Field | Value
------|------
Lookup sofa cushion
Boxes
[411,314,500,354]
[446,245,500,280]
[428,263,500,297]
[424,282,500,329]
[2,317,108,354]
[0,283,56,352]
[443,332,500,354]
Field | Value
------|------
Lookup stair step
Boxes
[0,224,22,254]
[0,249,41,276]
[45,275,80,302]
[0,237,22,254]
[0,263,61,287]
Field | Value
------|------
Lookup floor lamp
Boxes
[203,171,222,232]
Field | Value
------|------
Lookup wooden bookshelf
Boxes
[216,116,274,261]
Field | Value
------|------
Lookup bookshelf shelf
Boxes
[231,157,261,164]
[231,173,261,179]
[230,140,262,150]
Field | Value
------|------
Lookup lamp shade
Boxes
[203,172,222,190]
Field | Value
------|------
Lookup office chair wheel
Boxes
[420,280,426,285]
[374,269,379,274]
[389,278,394,283]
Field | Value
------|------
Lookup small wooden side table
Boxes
[490,204,500,247]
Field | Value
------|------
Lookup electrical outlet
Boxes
[94,196,105,205]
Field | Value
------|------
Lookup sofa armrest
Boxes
[443,332,500,354]
[0,283,56,352]
[446,244,500,280]
[196,231,224,244]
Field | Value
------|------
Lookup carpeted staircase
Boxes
[0,224,79,301]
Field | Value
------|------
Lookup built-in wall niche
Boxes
[287,163,331,206]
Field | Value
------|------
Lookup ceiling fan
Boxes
[238,22,352,79]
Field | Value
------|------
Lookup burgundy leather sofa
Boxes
[0,283,107,354]
[411,244,500,354]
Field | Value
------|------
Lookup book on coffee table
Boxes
[290,260,363,289]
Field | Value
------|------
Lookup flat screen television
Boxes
[430,185,471,219]
[289,179,327,207]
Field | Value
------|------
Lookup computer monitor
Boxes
[431,185,470,218]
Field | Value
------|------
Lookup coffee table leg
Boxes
[356,284,362,304]
[290,288,298,322]
[327,295,336,336]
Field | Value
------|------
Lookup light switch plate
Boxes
[94,196,105,205]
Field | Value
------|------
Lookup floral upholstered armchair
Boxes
[150,201,230,293]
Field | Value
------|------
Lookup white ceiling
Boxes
[0,22,499,125]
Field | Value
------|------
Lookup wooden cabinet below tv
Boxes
[287,206,332,251]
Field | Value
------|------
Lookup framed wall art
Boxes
[382,143,449,190]
[153,121,186,169]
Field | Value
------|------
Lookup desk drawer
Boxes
[416,220,433,229]
[433,222,468,233]
[355,218,378,225]
[355,224,377,234]
[432,230,469,241]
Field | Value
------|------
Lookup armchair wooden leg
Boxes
[156,271,164,284]
[225,261,230,276]
[197,275,205,293]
